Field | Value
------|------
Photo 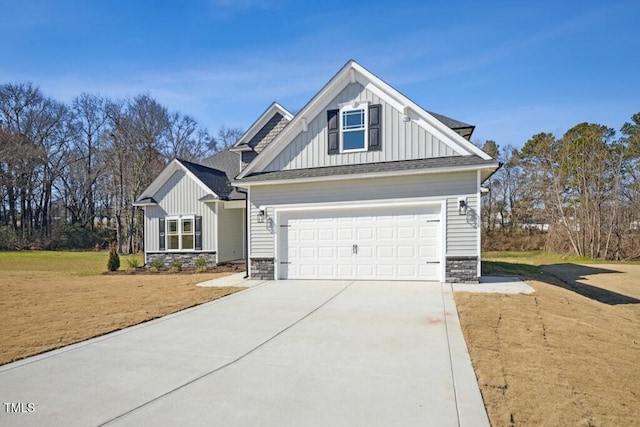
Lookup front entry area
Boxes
[277,203,443,281]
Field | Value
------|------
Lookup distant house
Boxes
[135,60,499,282]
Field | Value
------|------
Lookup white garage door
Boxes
[278,204,442,281]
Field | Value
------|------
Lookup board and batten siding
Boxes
[249,171,478,258]
[217,204,245,262]
[143,170,217,252]
[263,82,459,172]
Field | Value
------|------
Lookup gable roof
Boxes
[134,154,244,205]
[236,60,493,180]
[230,102,293,153]
[179,158,242,201]
[427,111,475,140]
[201,149,244,200]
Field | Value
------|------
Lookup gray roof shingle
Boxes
[179,152,244,200]
[237,155,498,183]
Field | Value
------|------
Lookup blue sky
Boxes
[1,0,638,148]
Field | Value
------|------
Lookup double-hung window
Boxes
[327,102,381,155]
[166,216,194,250]
[341,105,367,151]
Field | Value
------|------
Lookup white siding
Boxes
[249,171,478,258]
[217,204,245,262]
[143,170,217,252]
[264,83,459,172]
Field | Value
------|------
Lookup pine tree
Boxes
[107,241,120,271]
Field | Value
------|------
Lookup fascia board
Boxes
[233,162,499,188]
[352,62,491,160]
[237,62,355,178]
[136,160,181,201]
[233,102,294,148]
[137,159,220,202]
[178,162,222,199]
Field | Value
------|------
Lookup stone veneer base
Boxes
[445,256,479,283]
[146,252,217,268]
[250,257,274,280]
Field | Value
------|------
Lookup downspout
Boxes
[236,187,250,279]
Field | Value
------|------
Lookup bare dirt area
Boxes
[0,270,244,365]
[456,262,640,426]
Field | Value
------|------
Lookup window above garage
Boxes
[327,102,382,155]
[341,106,367,152]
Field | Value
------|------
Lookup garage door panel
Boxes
[377,227,395,240]
[356,228,374,240]
[419,246,438,258]
[301,230,317,241]
[419,225,438,238]
[279,204,442,281]
[377,246,394,258]
[337,264,356,277]
[398,227,416,239]
[299,247,316,258]
[397,246,416,258]
[318,247,335,259]
[397,264,417,278]
[318,264,336,277]
[318,229,334,240]
[419,264,440,277]
[337,228,354,240]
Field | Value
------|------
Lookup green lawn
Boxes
[0,250,144,276]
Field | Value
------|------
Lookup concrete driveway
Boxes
[0,280,488,427]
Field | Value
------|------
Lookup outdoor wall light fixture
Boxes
[257,207,266,223]
[458,197,467,215]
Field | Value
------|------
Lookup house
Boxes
[135,60,500,282]
[133,149,247,267]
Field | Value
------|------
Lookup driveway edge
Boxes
[442,283,490,427]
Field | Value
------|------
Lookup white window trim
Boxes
[165,215,196,252]
[339,101,369,153]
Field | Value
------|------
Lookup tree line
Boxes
[480,112,640,260]
[0,82,242,253]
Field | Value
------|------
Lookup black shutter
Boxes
[195,216,202,251]
[368,104,381,151]
[159,218,165,251]
[327,109,339,155]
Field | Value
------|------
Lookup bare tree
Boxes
[211,125,243,152]
[164,112,213,161]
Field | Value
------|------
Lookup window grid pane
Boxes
[165,218,196,251]
[168,235,179,250]
[343,130,365,150]
[342,110,365,130]
[181,234,194,250]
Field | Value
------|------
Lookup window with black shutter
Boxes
[327,103,382,154]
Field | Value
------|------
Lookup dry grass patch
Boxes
[0,251,245,365]
[457,256,640,426]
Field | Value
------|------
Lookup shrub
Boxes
[149,266,159,273]
[170,259,183,272]
[151,258,164,270]
[126,257,141,269]
[107,242,120,272]
[195,257,207,273]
